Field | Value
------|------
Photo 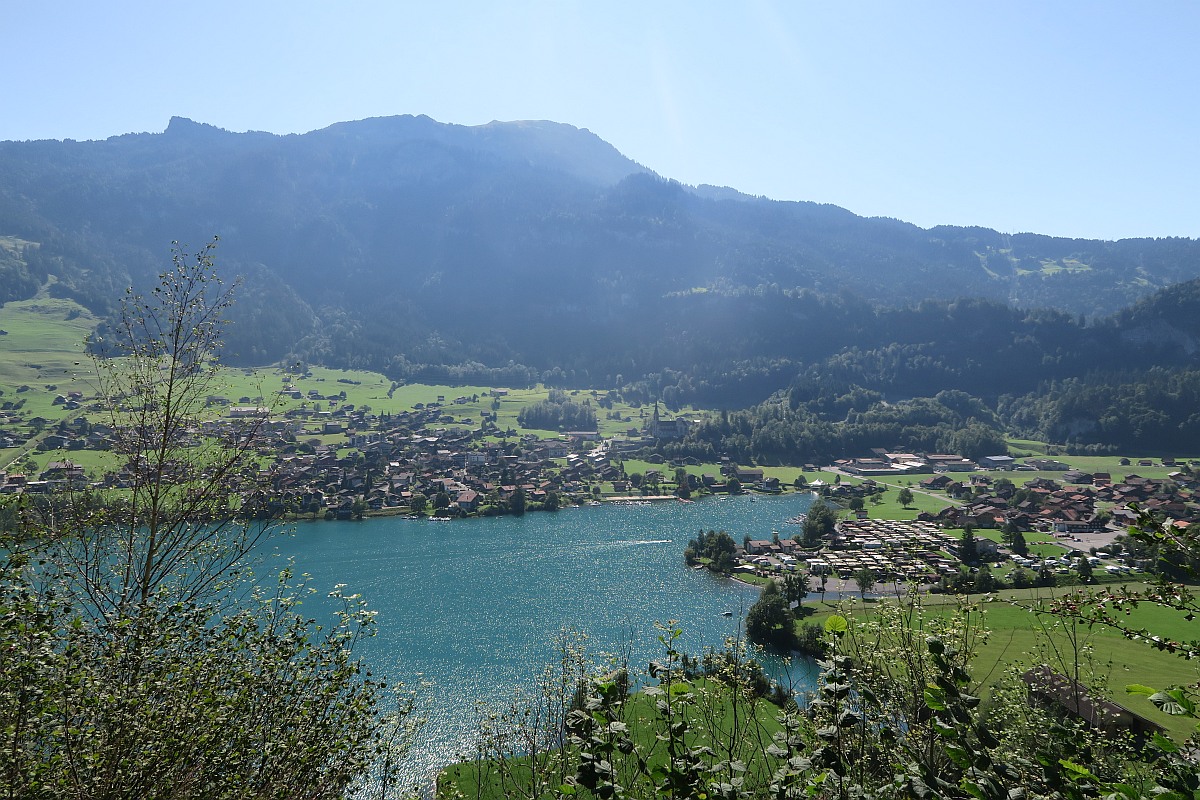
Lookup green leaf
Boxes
[1149,690,1193,716]
[976,726,999,750]
[766,743,789,758]
[824,614,848,634]
[909,775,932,799]
[1057,759,1096,780]
[1151,732,1179,753]
[943,743,970,768]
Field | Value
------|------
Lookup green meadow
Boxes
[807,586,1200,740]
[0,293,699,475]
[1008,437,1195,480]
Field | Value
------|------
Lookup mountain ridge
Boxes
[1,115,1200,415]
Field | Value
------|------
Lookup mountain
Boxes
[1,115,1200,402]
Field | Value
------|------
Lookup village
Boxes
[728,448,1199,591]
[3,384,1198,593]
[0,384,713,516]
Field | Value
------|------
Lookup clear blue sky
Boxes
[3,1,1197,241]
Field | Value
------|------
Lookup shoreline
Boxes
[282,488,810,524]
[604,494,680,503]
[727,571,864,599]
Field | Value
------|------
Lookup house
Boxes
[228,406,269,418]
[2,473,27,493]
[540,441,569,459]
[40,461,86,487]
[840,458,894,475]
[921,475,952,490]
[456,489,480,512]
[1026,458,1071,471]
[927,454,978,472]
[734,467,764,484]
[980,455,1016,470]
[1021,666,1165,744]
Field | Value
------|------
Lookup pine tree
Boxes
[960,523,980,565]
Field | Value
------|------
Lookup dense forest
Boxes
[4,116,1200,456]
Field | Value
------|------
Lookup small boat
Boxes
[721,611,733,617]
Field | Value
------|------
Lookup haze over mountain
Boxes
[3,115,1200,449]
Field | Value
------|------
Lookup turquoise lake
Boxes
[268,492,819,786]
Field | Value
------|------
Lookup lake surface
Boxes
[267,492,819,787]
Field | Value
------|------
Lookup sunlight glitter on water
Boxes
[267,492,820,789]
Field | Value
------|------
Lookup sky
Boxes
[2,1,1198,241]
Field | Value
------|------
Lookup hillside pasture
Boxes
[0,295,98,403]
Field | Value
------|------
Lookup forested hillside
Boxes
[4,116,1200,455]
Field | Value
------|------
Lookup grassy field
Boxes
[438,679,789,800]
[0,290,105,471]
[0,310,701,477]
[0,292,98,388]
[803,586,1200,740]
[1007,437,1197,480]
[217,373,689,445]
[440,584,1200,800]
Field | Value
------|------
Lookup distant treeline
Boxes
[656,390,1008,465]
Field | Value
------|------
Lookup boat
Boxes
[721,611,733,617]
